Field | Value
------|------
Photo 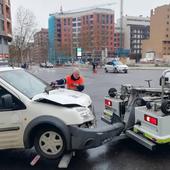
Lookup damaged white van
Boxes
[0,67,124,160]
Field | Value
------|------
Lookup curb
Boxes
[129,67,170,70]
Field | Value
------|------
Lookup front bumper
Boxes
[69,122,124,150]
[118,68,128,72]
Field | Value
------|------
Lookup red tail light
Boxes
[144,114,158,125]
[105,99,112,106]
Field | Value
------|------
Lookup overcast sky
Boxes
[11,0,170,30]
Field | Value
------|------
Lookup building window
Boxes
[68,18,70,25]
[0,20,4,31]
[166,34,169,38]
[4,39,7,45]
[97,14,100,23]
[64,19,66,25]
[0,4,3,15]
[110,15,113,24]
[83,17,85,25]
[167,21,169,24]
[72,23,76,27]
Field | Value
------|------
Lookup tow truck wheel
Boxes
[108,88,117,97]
[161,100,170,115]
[114,68,118,73]
[134,98,146,107]
[34,127,66,159]
[120,94,126,100]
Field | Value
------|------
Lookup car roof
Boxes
[0,66,22,72]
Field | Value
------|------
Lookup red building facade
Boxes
[52,8,115,58]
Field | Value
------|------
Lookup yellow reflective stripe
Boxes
[133,127,170,144]
[104,111,112,116]
[133,127,139,133]
[144,133,170,144]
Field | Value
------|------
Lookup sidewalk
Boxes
[128,66,170,70]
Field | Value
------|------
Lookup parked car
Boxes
[46,62,54,68]
[40,62,54,68]
[104,60,128,73]
[0,67,123,160]
[39,62,46,67]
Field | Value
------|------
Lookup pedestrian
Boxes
[21,62,28,69]
[51,67,85,91]
[92,61,96,73]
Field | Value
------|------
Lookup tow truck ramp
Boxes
[126,130,156,150]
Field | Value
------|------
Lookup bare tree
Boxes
[12,6,37,64]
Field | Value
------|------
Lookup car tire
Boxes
[124,70,128,73]
[114,68,118,73]
[161,100,170,115]
[134,97,146,107]
[105,68,108,73]
[34,127,66,160]
[108,88,117,97]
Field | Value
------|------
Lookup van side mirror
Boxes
[1,94,13,109]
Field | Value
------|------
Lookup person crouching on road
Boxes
[51,67,85,92]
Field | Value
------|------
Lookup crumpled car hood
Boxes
[32,88,92,107]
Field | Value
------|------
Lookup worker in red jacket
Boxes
[51,67,85,92]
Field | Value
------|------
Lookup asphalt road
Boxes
[1,66,170,170]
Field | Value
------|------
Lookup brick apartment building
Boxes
[142,4,170,61]
[33,28,48,64]
[0,0,12,59]
[48,8,115,64]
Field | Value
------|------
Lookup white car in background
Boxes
[104,60,128,73]
[40,62,54,68]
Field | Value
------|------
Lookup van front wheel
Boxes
[34,127,66,159]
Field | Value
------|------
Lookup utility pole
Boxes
[119,0,123,56]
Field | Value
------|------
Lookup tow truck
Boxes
[102,69,170,150]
